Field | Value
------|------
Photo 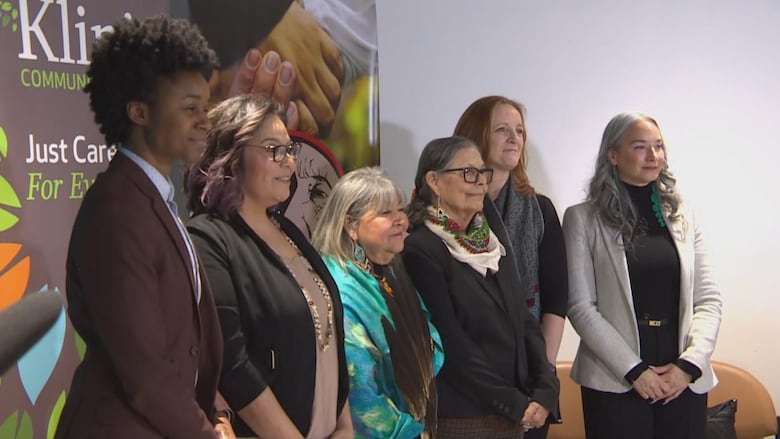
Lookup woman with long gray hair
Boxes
[312,167,444,438]
[563,112,722,438]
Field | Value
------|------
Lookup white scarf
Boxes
[424,209,505,277]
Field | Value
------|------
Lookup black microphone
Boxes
[0,290,64,376]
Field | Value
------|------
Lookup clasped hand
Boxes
[632,363,691,404]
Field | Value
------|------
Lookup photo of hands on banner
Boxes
[186,0,377,237]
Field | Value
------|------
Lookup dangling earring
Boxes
[353,240,369,270]
[612,165,620,188]
[436,195,445,222]
[612,165,624,214]
[651,182,666,227]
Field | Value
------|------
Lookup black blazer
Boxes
[402,199,559,423]
[188,211,349,437]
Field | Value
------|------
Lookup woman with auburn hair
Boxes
[454,96,568,438]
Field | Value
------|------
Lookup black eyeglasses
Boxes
[439,166,494,184]
[245,141,302,162]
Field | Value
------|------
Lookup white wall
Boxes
[377,0,780,412]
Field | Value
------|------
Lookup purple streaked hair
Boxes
[185,94,285,218]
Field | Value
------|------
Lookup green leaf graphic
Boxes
[0,208,19,232]
[48,391,67,439]
[75,332,87,360]
[0,124,7,158]
[16,411,32,439]
[2,15,9,26]
[12,22,17,32]
[0,175,21,208]
[1,2,11,12]
[0,174,22,231]
[0,411,18,439]
[13,9,18,20]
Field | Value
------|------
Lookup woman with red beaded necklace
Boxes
[402,136,559,438]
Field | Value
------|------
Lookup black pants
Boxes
[581,386,706,439]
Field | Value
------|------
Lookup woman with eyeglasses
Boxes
[402,136,559,438]
[185,94,353,439]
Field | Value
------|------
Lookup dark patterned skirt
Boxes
[437,414,525,439]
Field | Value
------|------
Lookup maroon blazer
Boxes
[55,153,226,439]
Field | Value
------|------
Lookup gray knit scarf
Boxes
[492,178,544,320]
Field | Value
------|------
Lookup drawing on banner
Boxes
[277,130,344,239]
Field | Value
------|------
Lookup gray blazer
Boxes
[562,201,722,394]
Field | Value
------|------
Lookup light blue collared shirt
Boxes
[119,147,201,305]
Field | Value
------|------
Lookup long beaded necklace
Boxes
[425,210,491,254]
[274,219,334,351]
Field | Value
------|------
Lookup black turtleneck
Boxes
[623,182,680,336]
[621,182,701,383]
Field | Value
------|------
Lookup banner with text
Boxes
[0,1,379,436]
[0,1,165,437]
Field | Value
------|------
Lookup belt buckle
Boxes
[649,319,662,327]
